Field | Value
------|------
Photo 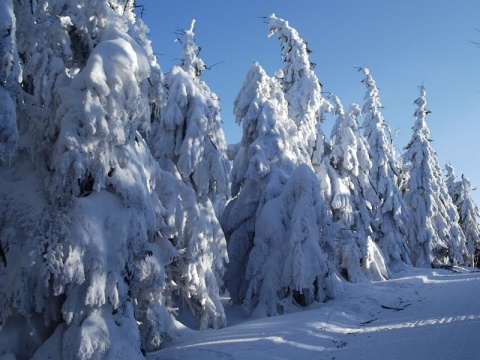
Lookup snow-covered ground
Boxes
[149,267,480,359]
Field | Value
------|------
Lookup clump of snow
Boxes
[0,0,20,92]
[49,36,151,199]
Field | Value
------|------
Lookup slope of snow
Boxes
[149,267,480,359]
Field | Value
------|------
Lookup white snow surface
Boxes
[149,267,480,359]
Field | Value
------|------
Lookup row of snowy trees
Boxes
[1,3,479,359]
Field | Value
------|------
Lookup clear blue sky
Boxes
[138,0,480,199]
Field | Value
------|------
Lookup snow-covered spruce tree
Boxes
[244,163,338,316]
[310,153,361,285]
[267,14,347,281]
[221,61,300,306]
[221,62,337,315]
[456,175,480,266]
[148,19,230,330]
[0,0,20,164]
[266,15,348,280]
[329,98,387,281]
[402,87,467,267]
[0,1,183,358]
[359,68,410,271]
[444,164,480,266]
[268,13,331,160]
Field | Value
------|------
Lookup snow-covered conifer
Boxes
[0,2,183,358]
[266,15,346,283]
[359,68,410,271]
[222,62,297,305]
[403,87,467,267]
[456,175,480,266]
[150,19,230,213]
[148,20,230,330]
[244,164,337,316]
[331,101,377,234]
[222,62,333,313]
[444,164,480,266]
[329,99,387,281]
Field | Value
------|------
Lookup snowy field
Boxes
[150,267,480,360]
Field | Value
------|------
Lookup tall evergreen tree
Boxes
[221,62,303,306]
[359,68,410,271]
[148,19,231,330]
[0,1,187,358]
[444,164,480,266]
[269,14,376,281]
[456,175,480,266]
[402,87,466,267]
[221,62,337,315]
[266,16,342,257]
[329,99,387,281]
[266,16,356,286]
[244,163,337,316]
[150,20,230,208]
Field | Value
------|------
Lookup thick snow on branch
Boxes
[49,36,151,199]
[0,0,20,164]
[181,19,206,77]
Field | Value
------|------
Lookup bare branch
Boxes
[257,16,269,24]
[205,61,225,71]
